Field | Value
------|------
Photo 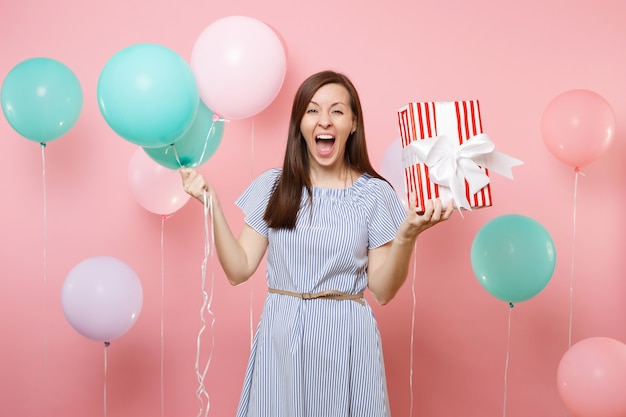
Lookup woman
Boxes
[180,70,453,416]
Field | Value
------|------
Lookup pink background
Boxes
[1,0,625,416]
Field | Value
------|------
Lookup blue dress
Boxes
[235,168,407,417]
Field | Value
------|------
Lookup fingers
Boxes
[417,198,454,223]
[179,168,208,199]
[442,200,455,219]
[179,167,192,184]
[421,199,439,222]
[407,194,420,215]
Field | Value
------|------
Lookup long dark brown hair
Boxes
[264,70,385,229]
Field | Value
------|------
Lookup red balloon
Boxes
[557,337,626,417]
[541,89,615,168]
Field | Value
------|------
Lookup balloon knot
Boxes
[509,302,514,308]
[40,142,47,148]
[104,341,110,348]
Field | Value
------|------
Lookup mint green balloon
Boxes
[471,214,556,303]
[1,58,83,143]
[97,43,198,148]
[143,99,225,169]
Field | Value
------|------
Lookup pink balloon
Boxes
[541,89,616,168]
[191,15,287,120]
[379,137,408,211]
[128,148,191,215]
[61,256,143,342]
[557,337,626,417]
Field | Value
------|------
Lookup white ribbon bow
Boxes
[402,133,523,211]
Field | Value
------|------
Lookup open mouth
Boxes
[315,134,335,156]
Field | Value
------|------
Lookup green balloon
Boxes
[471,214,556,303]
[97,43,198,148]
[143,100,225,169]
[1,57,83,143]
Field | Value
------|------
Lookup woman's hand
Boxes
[398,197,455,243]
[179,168,216,205]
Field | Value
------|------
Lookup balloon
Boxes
[98,43,199,148]
[470,214,556,303]
[557,337,626,417]
[61,256,143,342]
[191,15,287,120]
[143,99,225,169]
[1,57,83,143]
[379,137,408,211]
[128,148,191,215]
[541,89,615,168]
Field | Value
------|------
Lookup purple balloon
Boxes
[61,256,143,342]
[379,137,408,211]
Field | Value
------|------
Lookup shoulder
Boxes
[353,174,405,213]
[356,175,406,235]
[237,167,282,208]
[358,174,395,196]
[247,168,282,190]
[256,167,282,183]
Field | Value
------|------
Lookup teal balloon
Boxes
[1,57,83,143]
[97,43,198,148]
[471,214,556,303]
[143,100,225,169]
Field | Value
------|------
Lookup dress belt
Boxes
[268,288,365,306]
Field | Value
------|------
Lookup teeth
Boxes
[316,135,334,140]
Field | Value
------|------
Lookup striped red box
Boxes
[397,100,492,213]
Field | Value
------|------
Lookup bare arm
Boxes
[180,168,268,285]
[367,198,454,305]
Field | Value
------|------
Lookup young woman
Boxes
[180,70,454,416]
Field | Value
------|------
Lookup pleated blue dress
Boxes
[235,168,407,417]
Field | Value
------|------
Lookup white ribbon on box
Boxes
[401,102,523,211]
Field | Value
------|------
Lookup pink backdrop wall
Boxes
[1,0,625,416]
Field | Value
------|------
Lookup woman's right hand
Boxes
[179,168,213,204]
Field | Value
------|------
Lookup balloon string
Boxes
[160,215,166,417]
[561,168,583,417]
[104,341,110,417]
[41,143,48,388]
[250,117,255,182]
[502,303,513,417]
[195,191,215,417]
[408,243,418,417]
[170,144,183,168]
[568,168,582,349]
[167,116,227,168]
[196,118,217,167]
[249,118,255,349]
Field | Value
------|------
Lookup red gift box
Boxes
[397,100,522,213]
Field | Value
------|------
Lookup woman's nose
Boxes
[318,112,332,127]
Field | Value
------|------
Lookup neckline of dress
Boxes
[312,173,366,189]
[310,174,368,198]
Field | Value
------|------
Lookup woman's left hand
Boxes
[398,197,455,242]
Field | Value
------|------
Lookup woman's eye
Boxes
[333,110,344,115]
[306,108,318,114]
